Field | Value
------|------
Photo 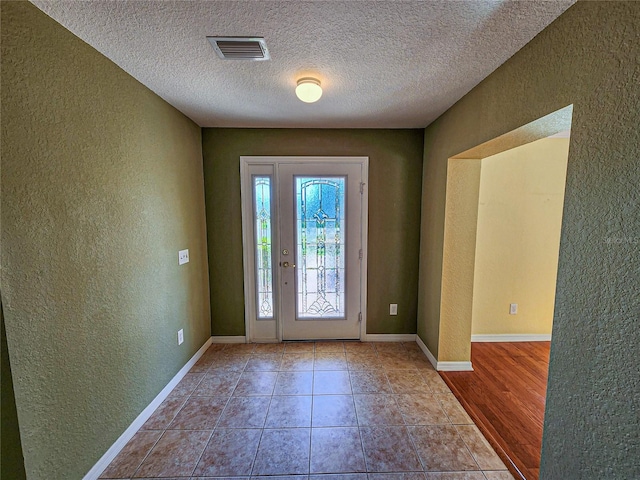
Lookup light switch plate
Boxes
[178,249,189,265]
[390,303,398,315]
[510,303,518,315]
[178,329,184,345]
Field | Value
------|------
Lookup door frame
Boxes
[240,156,369,343]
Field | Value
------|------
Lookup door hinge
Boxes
[359,248,363,260]
[360,182,365,194]
[358,312,362,323]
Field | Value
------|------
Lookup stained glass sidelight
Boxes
[254,176,273,319]
[295,176,346,318]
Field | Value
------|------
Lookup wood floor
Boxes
[440,341,551,480]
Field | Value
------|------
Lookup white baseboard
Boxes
[210,335,246,343]
[84,336,213,480]
[363,333,417,342]
[415,335,438,369]
[437,361,474,371]
[471,334,551,342]
[415,335,473,371]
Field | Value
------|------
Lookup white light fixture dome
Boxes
[295,77,322,103]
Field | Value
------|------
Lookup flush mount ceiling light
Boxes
[295,77,322,103]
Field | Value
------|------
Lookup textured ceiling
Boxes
[30,0,575,128]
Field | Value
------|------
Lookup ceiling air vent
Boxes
[207,36,270,61]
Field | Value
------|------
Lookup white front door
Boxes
[240,157,368,342]
[279,162,363,340]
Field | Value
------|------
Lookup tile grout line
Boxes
[352,382,371,474]
[179,372,212,478]
[308,401,313,476]
[188,428,216,478]
[453,423,486,473]
[308,361,316,475]
[405,421,428,473]
[247,377,277,476]
[188,365,241,477]
[108,429,163,480]
[130,384,195,478]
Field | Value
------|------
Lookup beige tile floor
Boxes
[100,341,514,480]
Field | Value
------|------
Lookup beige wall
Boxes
[1,3,210,478]
[438,159,481,361]
[472,138,569,336]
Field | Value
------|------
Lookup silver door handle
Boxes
[282,262,296,268]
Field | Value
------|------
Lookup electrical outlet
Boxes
[178,249,189,265]
[178,329,184,345]
[510,303,518,315]
[390,303,398,315]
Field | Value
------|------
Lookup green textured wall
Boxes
[1,301,27,480]
[1,3,211,478]
[417,1,639,477]
[202,128,424,336]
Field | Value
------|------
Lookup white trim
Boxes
[416,335,438,369]
[416,335,474,371]
[240,162,279,343]
[364,333,416,342]
[359,160,369,343]
[471,334,552,342]
[210,335,246,343]
[244,156,370,165]
[240,156,369,342]
[84,337,213,480]
[437,361,474,371]
[239,158,255,343]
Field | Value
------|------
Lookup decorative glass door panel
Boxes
[279,163,362,340]
[241,162,278,342]
[296,177,346,319]
[254,176,274,319]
